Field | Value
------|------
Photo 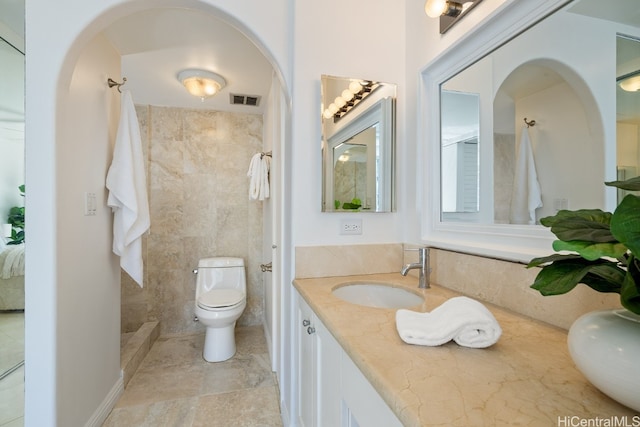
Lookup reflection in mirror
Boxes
[438,1,618,227]
[440,90,479,221]
[0,34,25,423]
[616,35,640,204]
[422,0,640,262]
[321,75,396,212]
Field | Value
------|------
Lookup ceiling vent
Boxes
[230,93,261,107]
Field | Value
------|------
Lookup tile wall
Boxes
[121,106,264,335]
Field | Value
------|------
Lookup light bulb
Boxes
[328,103,339,115]
[425,0,448,18]
[323,109,333,119]
[335,96,346,108]
[349,81,363,94]
[342,89,355,101]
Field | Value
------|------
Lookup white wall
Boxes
[55,33,122,426]
[291,1,407,247]
[403,0,510,243]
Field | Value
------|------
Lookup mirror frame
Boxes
[418,0,617,263]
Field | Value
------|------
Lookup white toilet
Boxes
[194,257,247,362]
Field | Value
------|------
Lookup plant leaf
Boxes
[527,253,584,268]
[551,240,628,261]
[605,176,640,191]
[610,194,640,258]
[530,258,624,296]
[620,255,640,315]
[540,209,614,243]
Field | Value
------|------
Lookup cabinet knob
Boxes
[307,326,316,335]
[302,319,311,327]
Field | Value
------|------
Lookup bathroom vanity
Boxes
[293,274,638,426]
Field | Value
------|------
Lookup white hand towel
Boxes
[247,153,271,201]
[509,126,542,225]
[395,296,502,348]
[106,90,150,287]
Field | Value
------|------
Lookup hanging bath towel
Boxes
[247,152,271,201]
[509,126,542,225]
[106,90,150,287]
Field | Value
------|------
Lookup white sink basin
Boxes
[332,282,424,309]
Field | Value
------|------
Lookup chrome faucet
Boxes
[401,247,431,289]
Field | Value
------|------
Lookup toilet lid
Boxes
[198,289,245,309]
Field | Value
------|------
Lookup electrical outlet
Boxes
[340,219,362,235]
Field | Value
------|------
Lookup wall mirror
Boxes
[321,75,396,212]
[421,0,640,262]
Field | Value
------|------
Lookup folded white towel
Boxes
[395,296,502,348]
[247,152,270,200]
[106,90,150,287]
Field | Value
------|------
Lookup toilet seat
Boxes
[198,289,245,310]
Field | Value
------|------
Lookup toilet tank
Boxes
[196,257,246,299]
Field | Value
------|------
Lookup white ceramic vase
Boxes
[568,309,640,412]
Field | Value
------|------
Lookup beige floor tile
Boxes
[115,363,206,408]
[138,333,205,370]
[108,325,282,426]
[200,353,274,396]
[192,387,283,427]
[235,326,269,355]
[104,397,198,427]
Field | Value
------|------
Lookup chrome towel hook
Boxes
[107,77,127,93]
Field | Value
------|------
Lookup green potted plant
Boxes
[6,184,25,245]
[527,176,640,412]
[527,177,640,314]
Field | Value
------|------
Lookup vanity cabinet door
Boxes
[316,320,341,427]
[296,290,400,427]
[341,355,403,427]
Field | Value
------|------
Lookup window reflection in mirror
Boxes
[440,90,479,221]
[616,35,640,204]
[321,75,396,212]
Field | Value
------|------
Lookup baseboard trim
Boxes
[83,375,123,427]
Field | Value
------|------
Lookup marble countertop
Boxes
[293,273,638,426]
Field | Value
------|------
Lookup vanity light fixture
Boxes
[322,80,378,122]
[617,70,640,92]
[425,0,483,34]
[177,69,226,100]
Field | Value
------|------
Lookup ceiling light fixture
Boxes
[177,69,226,100]
[617,70,640,92]
[424,0,482,34]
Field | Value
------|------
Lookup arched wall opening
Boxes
[493,58,605,224]
[25,1,291,425]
